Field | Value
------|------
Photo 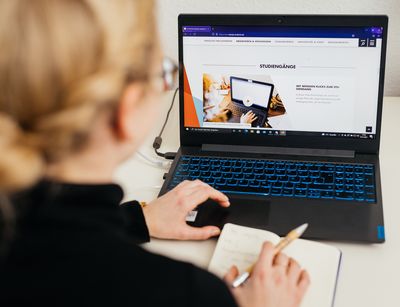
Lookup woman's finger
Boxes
[171,180,230,211]
[287,258,301,281]
[271,252,289,277]
[297,270,311,292]
[186,185,230,210]
[174,179,194,190]
[273,252,289,267]
[253,241,275,274]
[179,225,221,240]
[174,179,206,194]
[223,265,239,284]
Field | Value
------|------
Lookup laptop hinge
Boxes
[202,144,355,159]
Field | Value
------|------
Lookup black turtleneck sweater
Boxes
[0,181,238,306]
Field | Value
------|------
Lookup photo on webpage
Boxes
[202,73,287,129]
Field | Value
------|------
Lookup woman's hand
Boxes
[240,111,257,124]
[142,179,230,240]
[224,242,310,307]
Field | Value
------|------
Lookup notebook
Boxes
[208,223,342,307]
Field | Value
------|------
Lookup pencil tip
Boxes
[296,223,308,236]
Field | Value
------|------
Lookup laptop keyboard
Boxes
[168,155,376,203]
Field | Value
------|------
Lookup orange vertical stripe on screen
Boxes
[183,67,200,127]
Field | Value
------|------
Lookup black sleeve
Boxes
[189,265,239,307]
[119,200,150,244]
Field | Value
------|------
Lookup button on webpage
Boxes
[358,38,368,47]
[368,39,376,47]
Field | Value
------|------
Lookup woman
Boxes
[0,1,309,306]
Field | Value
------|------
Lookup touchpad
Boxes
[187,198,270,230]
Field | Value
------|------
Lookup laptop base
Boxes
[160,147,384,244]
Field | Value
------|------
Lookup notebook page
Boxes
[283,238,341,307]
[208,223,341,307]
[208,223,280,278]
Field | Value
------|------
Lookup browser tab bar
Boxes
[182,26,211,33]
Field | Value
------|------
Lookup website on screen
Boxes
[182,26,383,139]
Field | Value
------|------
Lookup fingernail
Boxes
[212,229,221,236]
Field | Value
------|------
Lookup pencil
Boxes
[231,223,308,288]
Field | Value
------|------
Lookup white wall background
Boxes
[156,0,400,96]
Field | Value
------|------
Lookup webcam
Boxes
[276,17,285,24]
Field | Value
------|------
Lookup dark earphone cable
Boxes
[152,87,179,160]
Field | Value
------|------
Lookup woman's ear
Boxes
[114,83,144,141]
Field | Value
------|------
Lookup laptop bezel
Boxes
[178,14,388,154]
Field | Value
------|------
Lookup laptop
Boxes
[226,76,274,127]
[159,14,388,243]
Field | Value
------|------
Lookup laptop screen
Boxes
[182,24,384,139]
[231,77,273,109]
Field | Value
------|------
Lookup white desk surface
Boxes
[114,94,400,307]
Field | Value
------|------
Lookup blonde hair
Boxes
[0,0,156,193]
